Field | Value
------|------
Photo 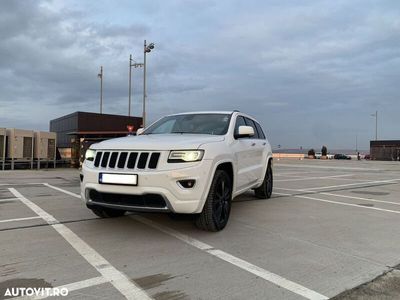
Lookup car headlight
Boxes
[85,149,96,162]
[168,150,204,163]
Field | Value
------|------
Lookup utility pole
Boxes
[356,134,358,152]
[371,111,378,140]
[129,55,132,117]
[129,55,144,117]
[98,66,103,114]
[143,40,155,127]
[375,110,378,141]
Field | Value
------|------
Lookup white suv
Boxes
[81,111,273,231]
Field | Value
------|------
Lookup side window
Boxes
[255,122,266,139]
[234,116,246,138]
[244,118,259,139]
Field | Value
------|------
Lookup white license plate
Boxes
[99,173,138,186]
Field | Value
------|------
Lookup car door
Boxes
[243,117,265,184]
[231,116,258,191]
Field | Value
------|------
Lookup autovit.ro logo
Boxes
[4,287,68,297]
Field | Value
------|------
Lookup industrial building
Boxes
[0,128,56,170]
[370,140,400,161]
[49,111,142,167]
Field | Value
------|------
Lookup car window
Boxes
[150,119,176,134]
[244,118,259,139]
[255,122,266,139]
[234,116,247,138]
[144,114,231,135]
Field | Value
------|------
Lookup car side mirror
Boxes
[235,125,254,139]
[136,128,144,135]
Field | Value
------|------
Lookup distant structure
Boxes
[50,111,142,167]
[370,140,400,161]
[0,127,56,170]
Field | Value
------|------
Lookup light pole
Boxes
[370,111,378,140]
[98,66,103,114]
[143,40,155,127]
[128,55,143,117]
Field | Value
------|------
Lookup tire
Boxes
[87,205,126,218]
[195,170,232,232]
[254,161,273,199]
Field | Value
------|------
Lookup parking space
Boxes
[1,160,400,299]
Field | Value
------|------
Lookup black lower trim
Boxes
[87,189,168,211]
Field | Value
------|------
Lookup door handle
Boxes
[262,142,266,145]
[251,143,256,146]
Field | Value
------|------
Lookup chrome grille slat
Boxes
[94,151,160,170]
[117,152,128,168]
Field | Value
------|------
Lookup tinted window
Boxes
[255,122,266,139]
[234,116,246,138]
[244,118,259,139]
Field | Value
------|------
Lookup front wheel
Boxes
[195,170,232,231]
[254,161,273,199]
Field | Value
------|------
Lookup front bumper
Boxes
[80,159,214,214]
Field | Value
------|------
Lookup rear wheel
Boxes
[195,170,232,231]
[254,161,273,199]
[87,205,126,218]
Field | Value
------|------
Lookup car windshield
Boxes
[143,113,231,135]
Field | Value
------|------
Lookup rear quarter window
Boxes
[255,122,266,139]
[244,118,259,139]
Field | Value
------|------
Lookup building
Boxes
[50,111,142,166]
[370,140,400,161]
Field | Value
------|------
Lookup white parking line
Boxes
[275,187,400,207]
[43,183,81,199]
[274,191,400,215]
[8,188,152,300]
[0,216,41,223]
[276,163,381,171]
[43,184,328,300]
[0,183,46,186]
[275,174,353,182]
[133,215,328,300]
[0,197,19,202]
[321,192,400,206]
[303,178,400,191]
[11,276,108,300]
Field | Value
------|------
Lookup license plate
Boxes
[99,173,138,186]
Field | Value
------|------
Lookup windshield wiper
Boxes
[171,131,191,134]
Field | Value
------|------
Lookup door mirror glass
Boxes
[235,125,254,138]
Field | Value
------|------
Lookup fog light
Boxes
[178,179,196,188]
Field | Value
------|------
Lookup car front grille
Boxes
[93,151,161,170]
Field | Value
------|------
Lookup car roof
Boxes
[167,111,236,116]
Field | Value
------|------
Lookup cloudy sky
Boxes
[1,0,399,150]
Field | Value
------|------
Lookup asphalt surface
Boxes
[1,159,400,299]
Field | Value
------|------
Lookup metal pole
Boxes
[375,110,378,141]
[129,55,132,117]
[2,132,5,171]
[99,66,103,114]
[356,134,358,152]
[142,40,147,127]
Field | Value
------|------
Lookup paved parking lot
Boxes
[1,159,400,299]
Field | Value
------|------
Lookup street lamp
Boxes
[128,54,144,117]
[142,40,155,127]
[97,66,103,114]
[370,111,378,141]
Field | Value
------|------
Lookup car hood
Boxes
[91,134,225,151]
